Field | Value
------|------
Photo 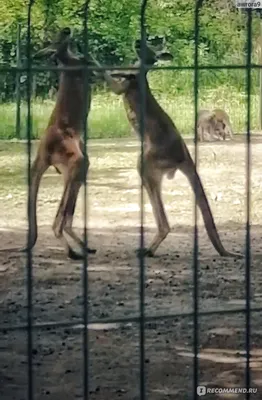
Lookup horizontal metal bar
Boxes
[1,305,261,333]
[0,64,262,74]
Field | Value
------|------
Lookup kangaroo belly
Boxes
[166,169,176,179]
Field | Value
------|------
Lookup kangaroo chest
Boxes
[123,97,140,132]
[123,88,152,136]
[54,77,92,132]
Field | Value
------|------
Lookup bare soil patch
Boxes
[1,137,262,399]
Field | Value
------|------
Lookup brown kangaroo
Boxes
[94,38,242,258]
[0,27,103,259]
[197,109,224,142]
[212,108,234,140]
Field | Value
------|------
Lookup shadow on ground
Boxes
[1,137,262,399]
[1,222,262,399]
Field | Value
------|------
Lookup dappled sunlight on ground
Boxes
[1,137,262,399]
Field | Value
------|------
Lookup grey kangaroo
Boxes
[91,38,242,258]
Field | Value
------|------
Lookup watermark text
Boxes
[197,386,258,396]
[236,1,262,8]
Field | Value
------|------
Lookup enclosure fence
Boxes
[0,0,258,399]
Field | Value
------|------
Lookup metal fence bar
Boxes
[259,19,262,131]
[245,9,252,399]
[138,0,148,398]
[26,1,34,399]
[15,22,22,139]
[1,64,262,73]
[0,3,258,399]
[82,2,90,399]
[1,305,262,333]
[193,1,202,397]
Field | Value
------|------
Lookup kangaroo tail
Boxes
[0,156,48,253]
[180,152,242,258]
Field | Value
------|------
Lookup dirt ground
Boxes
[1,136,262,399]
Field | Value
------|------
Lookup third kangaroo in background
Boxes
[197,109,223,142]
[213,108,234,140]
[197,108,234,142]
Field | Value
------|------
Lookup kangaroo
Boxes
[197,109,224,142]
[93,38,242,258]
[212,108,234,140]
[0,28,104,259]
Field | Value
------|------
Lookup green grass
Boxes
[0,85,260,140]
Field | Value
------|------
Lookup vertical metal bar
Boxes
[26,1,34,399]
[82,2,90,399]
[245,9,252,400]
[259,19,262,131]
[193,1,202,398]
[139,0,148,399]
[15,22,21,139]
[32,75,36,100]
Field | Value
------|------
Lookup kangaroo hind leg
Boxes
[136,155,170,257]
[52,142,96,260]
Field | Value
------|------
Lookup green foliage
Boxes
[0,0,261,98]
[0,88,259,140]
[0,0,261,140]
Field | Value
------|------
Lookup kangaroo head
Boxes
[34,27,101,82]
[134,37,173,65]
[110,36,173,82]
[87,36,173,96]
[34,27,72,61]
